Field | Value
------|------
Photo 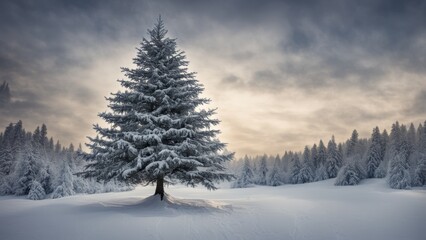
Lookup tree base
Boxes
[154,177,165,201]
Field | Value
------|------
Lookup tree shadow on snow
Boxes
[76,193,233,217]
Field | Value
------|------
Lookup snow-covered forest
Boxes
[231,120,426,189]
[0,121,131,200]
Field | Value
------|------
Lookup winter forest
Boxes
[231,121,426,189]
[1,118,425,200]
[1,1,426,240]
[0,121,131,200]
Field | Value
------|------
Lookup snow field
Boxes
[0,178,425,240]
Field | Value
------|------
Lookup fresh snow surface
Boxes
[0,179,425,240]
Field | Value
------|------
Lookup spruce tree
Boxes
[418,121,426,154]
[413,155,426,186]
[14,144,40,195]
[346,129,359,157]
[310,144,318,168]
[28,181,46,200]
[81,17,234,200]
[40,124,48,147]
[268,156,282,186]
[335,160,364,186]
[365,127,383,178]
[232,157,254,188]
[297,146,314,183]
[290,155,302,184]
[315,140,327,169]
[407,123,416,156]
[52,158,75,198]
[388,153,411,189]
[325,136,340,178]
[257,155,268,185]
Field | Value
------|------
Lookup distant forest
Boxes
[0,121,131,200]
[231,120,426,189]
[1,119,425,201]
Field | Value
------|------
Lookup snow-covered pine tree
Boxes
[52,157,75,199]
[232,157,254,188]
[335,156,365,186]
[374,159,387,178]
[315,164,329,181]
[346,129,359,157]
[325,136,341,178]
[81,17,234,200]
[297,146,314,183]
[400,124,409,159]
[14,144,40,195]
[316,140,327,169]
[28,180,46,200]
[413,155,426,186]
[257,155,268,185]
[388,153,411,189]
[40,124,48,148]
[418,121,426,154]
[290,155,302,184]
[337,143,344,164]
[268,156,282,186]
[0,141,13,176]
[39,166,53,194]
[387,122,412,189]
[365,127,383,178]
[281,151,290,172]
[33,126,41,146]
[374,129,390,178]
[381,129,389,158]
[310,144,318,169]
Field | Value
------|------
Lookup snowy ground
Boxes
[0,179,425,240]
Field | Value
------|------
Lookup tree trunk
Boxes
[154,177,164,200]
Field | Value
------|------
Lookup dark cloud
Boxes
[406,90,426,116]
[0,0,425,155]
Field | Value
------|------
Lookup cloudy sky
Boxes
[0,0,425,157]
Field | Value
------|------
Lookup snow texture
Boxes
[0,179,425,240]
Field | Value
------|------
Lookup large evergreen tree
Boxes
[81,17,233,200]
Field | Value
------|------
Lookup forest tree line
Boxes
[231,120,426,189]
[0,121,131,200]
